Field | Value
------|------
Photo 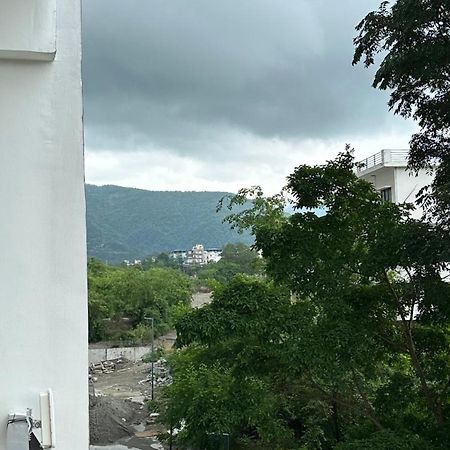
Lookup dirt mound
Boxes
[89,395,141,444]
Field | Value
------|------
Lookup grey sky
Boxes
[82,0,415,193]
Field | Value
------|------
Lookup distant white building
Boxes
[356,149,434,218]
[205,248,222,263]
[123,259,142,267]
[169,249,188,260]
[171,245,222,266]
[186,244,208,265]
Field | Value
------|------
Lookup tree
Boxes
[87,259,193,342]
[353,0,450,224]
[160,152,450,449]
[216,151,450,448]
[221,243,261,271]
[165,276,298,449]
[142,252,184,270]
[87,258,112,341]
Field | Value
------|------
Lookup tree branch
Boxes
[383,270,443,425]
[307,375,384,431]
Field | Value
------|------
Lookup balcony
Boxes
[356,149,408,174]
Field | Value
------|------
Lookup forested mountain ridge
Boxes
[86,184,252,262]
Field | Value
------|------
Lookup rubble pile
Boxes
[138,358,173,388]
[88,355,172,448]
[89,358,128,375]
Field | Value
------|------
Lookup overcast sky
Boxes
[82,0,416,194]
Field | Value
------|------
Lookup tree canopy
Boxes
[87,259,192,342]
[162,152,450,449]
[353,0,450,224]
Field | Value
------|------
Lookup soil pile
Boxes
[89,396,142,444]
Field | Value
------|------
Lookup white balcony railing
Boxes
[356,149,408,173]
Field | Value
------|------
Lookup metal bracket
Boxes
[6,409,33,450]
[7,409,33,437]
[6,390,55,449]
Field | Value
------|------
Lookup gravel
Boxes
[89,396,142,444]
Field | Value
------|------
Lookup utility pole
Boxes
[144,316,155,400]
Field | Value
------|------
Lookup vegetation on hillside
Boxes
[86,185,253,263]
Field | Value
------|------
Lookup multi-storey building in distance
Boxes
[356,149,434,218]
[170,245,222,266]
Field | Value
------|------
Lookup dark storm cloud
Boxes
[82,0,393,154]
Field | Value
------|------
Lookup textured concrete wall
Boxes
[0,1,88,449]
[89,347,152,365]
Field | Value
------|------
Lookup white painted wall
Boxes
[359,166,396,201]
[359,166,433,219]
[0,0,87,449]
[0,0,56,60]
[394,167,434,203]
[88,347,152,365]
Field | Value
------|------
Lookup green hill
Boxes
[86,184,253,263]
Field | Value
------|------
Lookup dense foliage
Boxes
[162,152,450,449]
[87,258,193,342]
[353,0,450,225]
[164,276,294,450]
[86,185,253,263]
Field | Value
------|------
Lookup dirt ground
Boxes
[92,360,152,400]
[192,291,212,308]
[89,294,212,449]
[89,359,166,449]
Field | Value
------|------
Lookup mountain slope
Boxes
[86,184,252,262]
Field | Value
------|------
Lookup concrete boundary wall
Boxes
[89,346,151,365]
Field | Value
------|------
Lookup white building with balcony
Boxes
[177,245,223,266]
[356,149,434,218]
[185,244,208,265]
[0,1,88,449]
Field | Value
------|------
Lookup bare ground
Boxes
[90,360,165,449]
[89,295,212,449]
[192,291,212,308]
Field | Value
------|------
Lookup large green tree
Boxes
[353,0,450,224]
[165,152,450,449]
[165,276,298,449]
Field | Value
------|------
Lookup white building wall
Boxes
[0,1,88,449]
[359,165,433,219]
[359,167,396,201]
[394,168,434,204]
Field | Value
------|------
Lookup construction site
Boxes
[88,293,211,449]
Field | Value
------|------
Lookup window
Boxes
[380,187,392,202]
